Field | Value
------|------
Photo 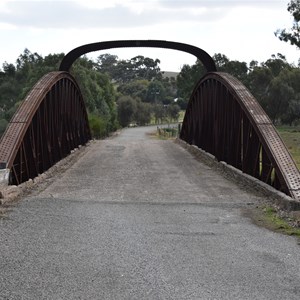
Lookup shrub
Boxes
[88,114,108,139]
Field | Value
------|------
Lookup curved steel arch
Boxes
[0,71,91,185]
[59,40,217,73]
[180,72,300,200]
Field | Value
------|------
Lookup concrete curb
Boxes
[0,141,92,206]
[175,138,300,211]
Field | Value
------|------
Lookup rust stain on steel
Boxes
[0,71,91,185]
[180,72,300,200]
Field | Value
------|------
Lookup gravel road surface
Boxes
[1,126,300,300]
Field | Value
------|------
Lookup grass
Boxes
[246,205,300,239]
[178,110,185,122]
[262,206,300,236]
[156,126,179,140]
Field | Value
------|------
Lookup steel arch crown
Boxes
[59,40,217,73]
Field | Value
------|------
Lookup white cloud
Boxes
[0,0,285,29]
[0,1,210,29]
[0,0,298,71]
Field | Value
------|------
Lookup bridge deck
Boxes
[1,126,300,299]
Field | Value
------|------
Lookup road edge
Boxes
[175,138,300,211]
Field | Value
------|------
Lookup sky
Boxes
[0,0,299,71]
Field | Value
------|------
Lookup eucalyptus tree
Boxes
[276,0,300,48]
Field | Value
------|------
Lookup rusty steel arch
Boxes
[0,71,91,185]
[59,40,217,73]
[180,72,300,200]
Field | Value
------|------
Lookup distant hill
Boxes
[162,71,179,78]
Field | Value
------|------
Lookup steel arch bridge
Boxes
[0,40,299,201]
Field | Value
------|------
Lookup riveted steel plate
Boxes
[0,122,26,167]
[259,124,300,191]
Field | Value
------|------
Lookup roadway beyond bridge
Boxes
[1,126,300,300]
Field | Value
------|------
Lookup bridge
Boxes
[0,40,300,299]
[0,40,300,200]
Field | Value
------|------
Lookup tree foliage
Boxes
[275,0,300,48]
[117,80,149,101]
[3,37,300,138]
[0,49,118,138]
[117,96,137,127]
[134,100,152,126]
[71,57,118,133]
[96,54,162,83]
[176,60,206,104]
[176,51,300,125]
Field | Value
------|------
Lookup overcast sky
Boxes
[0,0,299,71]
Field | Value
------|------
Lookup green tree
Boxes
[88,113,109,139]
[117,96,137,127]
[161,76,177,105]
[282,98,300,125]
[262,54,291,77]
[265,76,295,123]
[275,0,300,47]
[0,118,8,137]
[275,68,300,124]
[0,77,19,112]
[213,53,230,69]
[175,97,188,110]
[177,60,206,104]
[177,54,248,106]
[117,80,149,101]
[223,60,248,82]
[96,53,118,77]
[166,104,180,122]
[213,53,248,84]
[2,62,16,77]
[129,56,162,81]
[106,55,162,84]
[134,100,152,126]
[153,103,165,124]
[71,56,118,132]
[145,81,166,104]
[0,49,118,137]
[246,54,292,117]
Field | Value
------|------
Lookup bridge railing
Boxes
[0,71,91,185]
[180,72,300,200]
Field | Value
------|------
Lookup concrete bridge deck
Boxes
[0,126,300,299]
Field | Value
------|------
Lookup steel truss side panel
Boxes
[180,72,300,200]
[0,71,91,185]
